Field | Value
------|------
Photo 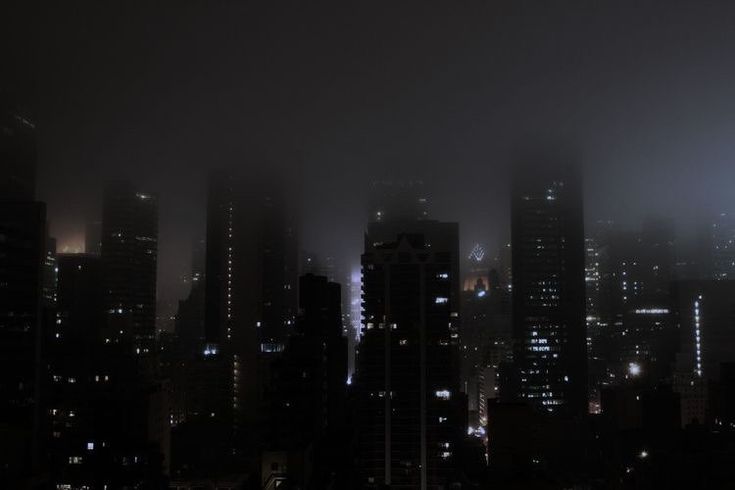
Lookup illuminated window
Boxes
[435,390,451,400]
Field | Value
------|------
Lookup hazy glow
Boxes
[628,362,642,377]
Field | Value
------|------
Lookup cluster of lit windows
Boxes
[435,389,451,400]
[634,308,669,314]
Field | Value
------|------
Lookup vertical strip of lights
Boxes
[694,295,702,377]
[226,199,233,341]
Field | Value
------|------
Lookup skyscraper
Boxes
[0,103,36,201]
[0,201,46,481]
[356,185,463,489]
[202,170,298,462]
[0,106,44,481]
[46,253,170,488]
[511,159,586,415]
[100,181,158,348]
[204,171,298,353]
[262,274,348,487]
[709,213,735,280]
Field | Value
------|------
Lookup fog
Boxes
[5,0,734,299]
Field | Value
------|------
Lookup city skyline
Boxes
[4,1,735,488]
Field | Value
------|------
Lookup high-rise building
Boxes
[671,280,735,427]
[0,104,46,482]
[368,180,429,224]
[0,201,46,481]
[172,237,207,361]
[709,213,735,280]
[43,235,58,307]
[510,160,586,415]
[460,244,512,427]
[46,253,169,488]
[592,220,679,387]
[100,181,158,348]
[468,281,512,428]
[584,236,601,352]
[672,280,735,383]
[204,171,297,353]
[0,104,36,201]
[356,189,463,489]
[263,274,348,487]
[202,170,298,464]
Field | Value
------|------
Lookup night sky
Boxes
[10,0,735,300]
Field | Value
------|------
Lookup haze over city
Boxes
[9,0,734,300]
[3,1,735,489]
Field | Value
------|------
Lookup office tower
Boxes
[100,181,158,347]
[637,217,676,299]
[584,237,601,350]
[46,254,103,485]
[0,201,46,481]
[0,102,45,482]
[204,171,297,352]
[356,188,462,489]
[300,251,359,377]
[46,253,169,488]
[300,250,336,281]
[673,280,735,380]
[174,240,206,361]
[591,220,679,387]
[43,235,58,307]
[348,267,362,379]
[672,280,735,426]
[460,246,490,423]
[368,180,429,223]
[709,213,735,280]
[0,103,36,201]
[263,274,348,487]
[461,266,511,428]
[511,160,586,414]
[202,170,297,461]
[460,244,512,427]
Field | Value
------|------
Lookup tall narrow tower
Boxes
[100,181,158,348]
[511,158,586,415]
[356,182,462,489]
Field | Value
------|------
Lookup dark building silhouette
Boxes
[204,171,297,352]
[356,188,463,489]
[368,180,429,224]
[0,103,45,482]
[42,235,58,308]
[200,170,298,473]
[174,239,206,361]
[85,219,102,255]
[0,201,47,483]
[262,274,348,488]
[460,263,511,428]
[100,181,158,349]
[511,159,587,415]
[45,252,170,488]
[0,105,36,201]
